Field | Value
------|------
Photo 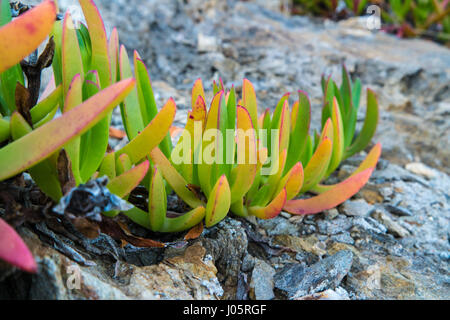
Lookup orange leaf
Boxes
[0,0,56,73]
[284,168,374,215]
[248,188,287,219]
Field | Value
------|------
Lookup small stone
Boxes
[330,232,355,245]
[294,287,350,300]
[274,250,353,299]
[279,211,291,219]
[324,208,339,220]
[385,204,413,217]
[405,162,438,180]
[352,216,387,234]
[249,259,276,300]
[274,235,327,257]
[379,186,395,200]
[340,199,374,217]
[317,216,353,235]
[371,210,410,238]
[197,33,218,52]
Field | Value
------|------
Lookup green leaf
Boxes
[345,88,378,158]
[10,112,62,201]
[79,0,111,88]
[79,70,111,182]
[0,79,135,181]
[30,85,62,125]
[205,175,231,227]
[116,98,176,165]
[285,90,310,173]
[148,166,167,232]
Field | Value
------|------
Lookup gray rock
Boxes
[317,216,353,235]
[340,199,374,217]
[372,210,410,238]
[249,259,276,300]
[274,250,353,299]
[385,204,413,217]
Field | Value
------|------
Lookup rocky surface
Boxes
[1,0,449,300]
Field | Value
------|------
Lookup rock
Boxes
[257,216,300,236]
[405,162,439,180]
[385,204,413,217]
[329,232,355,245]
[324,208,339,220]
[340,199,374,217]
[197,33,219,52]
[317,216,353,235]
[274,235,327,257]
[274,250,353,299]
[372,210,410,238]
[294,287,350,300]
[126,243,223,299]
[0,230,222,300]
[249,259,276,300]
[201,218,248,299]
[352,216,387,234]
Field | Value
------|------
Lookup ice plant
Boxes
[0,0,382,276]
[120,74,380,231]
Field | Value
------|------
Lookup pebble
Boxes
[274,250,353,299]
[340,199,374,217]
[385,204,413,217]
[405,162,438,180]
[249,259,276,300]
[371,210,410,238]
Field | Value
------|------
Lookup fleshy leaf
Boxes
[10,112,62,201]
[191,78,206,111]
[148,166,167,232]
[133,51,172,158]
[159,206,206,233]
[242,79,258,133]
[0,0,56,73]
[229,106,257,203]
[79,70,110,182]
[284,168,374,215]
[99,152,116,180]
[312,143,381,193]
[345,89,379,158]
[62,12,84,96]
[62,74,83,185]
[0,117,10,143]
[116,154,132,176]
[30,85,62,125]
[79,0,111,88]
[285,91,311,172]
[0,79,135,181]
[326,97,345,176]
[108,27,119,83]
[119,45,144,140]
[116,97,176,164]
[276,162,304,200]
[149,147,204,209]
[300,137,332,193]
[248,188,286,219]
[0,218,37,273]
[205,175,231,227]
[107,160,149,198]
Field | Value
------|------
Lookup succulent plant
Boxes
[0,0,381,273]
[121,75,380,231]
